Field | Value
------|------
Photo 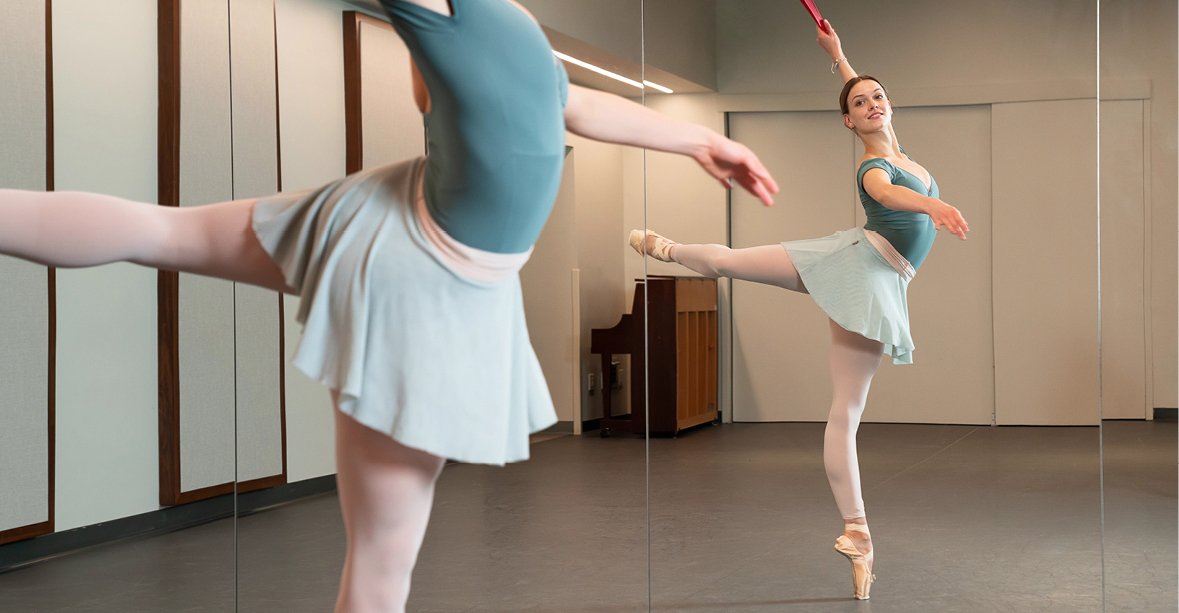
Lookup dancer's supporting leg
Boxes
[332,397,445,613]
[824,318,884,564]
[0,189,292,292]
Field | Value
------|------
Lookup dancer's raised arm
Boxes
[563,84,779,206]
[816,20,857,83]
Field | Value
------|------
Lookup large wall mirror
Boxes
[2,1,1175,612]
[637,1,1165,610]
[1099,1,1178,610]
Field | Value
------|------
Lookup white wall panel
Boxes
[729,111,856,422]
[53,0,160,531]
[230,0,285,484]
[0,0,51,536]
[178,0,236,492]
[992,99,1099,425]
[234,287,284,482]
[275,0,351,482]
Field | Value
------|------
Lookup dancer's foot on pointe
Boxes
[844,523,873,564]
[834,521,875,600]
[628,229,677,263]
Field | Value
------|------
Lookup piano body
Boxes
[590,276,719,436]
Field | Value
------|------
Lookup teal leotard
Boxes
[856,151,938,270]
[381,0,570,254]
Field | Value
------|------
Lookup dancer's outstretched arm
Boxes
[861,169,970,240]
[563,84,779,206]
[816,20,857,83]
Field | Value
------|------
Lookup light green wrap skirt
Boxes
[783,227,916,364]
[251,157,557,465]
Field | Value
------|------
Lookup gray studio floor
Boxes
[0,421,1173,612]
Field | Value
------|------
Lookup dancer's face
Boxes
[842,80,891,134]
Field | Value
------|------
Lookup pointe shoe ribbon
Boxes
[834,535,875,600]
[628,229,676,263]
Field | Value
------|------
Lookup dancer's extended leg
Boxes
[823,318,884,561]
[671,242,808,293]
[0,189,292,293]
[332,397,445,613]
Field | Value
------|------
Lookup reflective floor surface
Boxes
[1,421,1173,612]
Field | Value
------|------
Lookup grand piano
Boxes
[590,276,719,436]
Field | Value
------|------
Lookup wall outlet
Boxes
[588,372,596,395]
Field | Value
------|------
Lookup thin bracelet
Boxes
[831,57,847,74]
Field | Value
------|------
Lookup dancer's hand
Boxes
[816,20,842,60]
[692,133,779,206]
[928,200,969,240]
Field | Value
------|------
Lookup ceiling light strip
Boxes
[642,80,673,94]
[554,51,679,94]
[553,51,643,89]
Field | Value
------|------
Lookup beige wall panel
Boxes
[718,0,1095,96]
[566,134,626,420]
[520,158,578,422]
[0,0,50,534]
[643,95,727,277]
[230,0,285,483]
[641,0,716,90]
[179,0,237,492]
[53,0,161,532]
[1101,0,1178,409]
[729,111,856,422]
[516,0,642,65]
[992,99,1099,425]
[359,21,424,168]
[855,106,995,425]
[639,94,728,419]
[1099,100,1147,419]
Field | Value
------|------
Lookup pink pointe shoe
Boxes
[627,229,676,263]
[834,532,875,600]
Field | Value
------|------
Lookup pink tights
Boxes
[670,242,883,522]
[0,188,444,611]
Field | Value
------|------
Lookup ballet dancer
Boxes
[0,1,776,611]
[629,19,968,600]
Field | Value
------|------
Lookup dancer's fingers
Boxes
[746,157,779,194]
[739,174,775,207]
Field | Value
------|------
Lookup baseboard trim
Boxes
[236,474,337,516]
[0,494,233,574]
[0,475,339,574]
[1153,408,1178,422]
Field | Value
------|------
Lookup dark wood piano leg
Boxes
[600,354,612,437]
